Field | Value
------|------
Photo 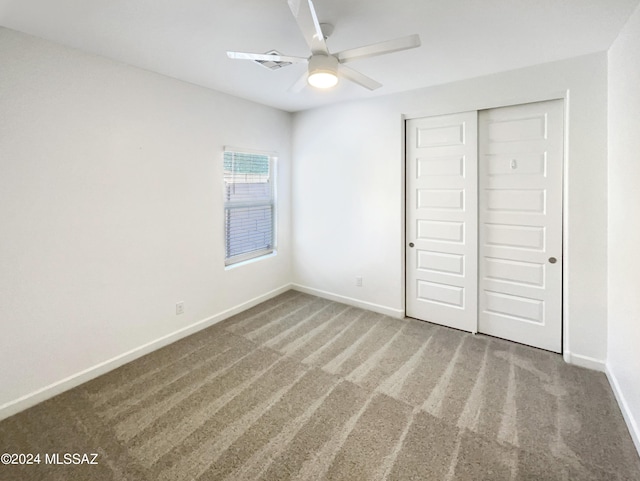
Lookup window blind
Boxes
[224,150,274,265]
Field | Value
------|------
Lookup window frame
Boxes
[223,147,277,267]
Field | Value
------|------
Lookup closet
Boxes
[406,100,563,352]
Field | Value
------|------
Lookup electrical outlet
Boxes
[176,301,185,315]
[356,276,363,287]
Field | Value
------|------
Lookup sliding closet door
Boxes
[478,100,564,352]
[406,112,478,332]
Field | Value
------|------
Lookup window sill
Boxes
[224,251,277,270]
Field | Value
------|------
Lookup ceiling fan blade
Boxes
[288,70,309,93]
[339,65,382,91]
[287,0,329,55]
[227,51,308,63]
[336,34,421,64]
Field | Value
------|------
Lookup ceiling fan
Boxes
[226,0,421,91]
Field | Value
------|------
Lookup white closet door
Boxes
[478,100,564,352]
[406,112,478,332]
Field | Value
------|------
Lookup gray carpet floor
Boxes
[1,290,639,480]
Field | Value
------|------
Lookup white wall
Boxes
[607,3,640,452]
[0,27,292,416]
[292,53,609,366]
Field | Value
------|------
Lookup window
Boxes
[223,149,275,266]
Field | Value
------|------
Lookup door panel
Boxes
[478,100,563,352]
[406,112,478,332]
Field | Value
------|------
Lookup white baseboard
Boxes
[0,284,293,422]
[606,366,640,458]
[292,284,405,319]
[563,351,606,372]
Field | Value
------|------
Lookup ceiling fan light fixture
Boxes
[307,54,339,89]
[308,71,338,89]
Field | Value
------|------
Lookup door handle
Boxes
[409,242,415,248]
[549,257,557,264]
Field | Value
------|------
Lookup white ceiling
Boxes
[1,0,638,112]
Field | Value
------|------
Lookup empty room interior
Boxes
[1,0,640,479]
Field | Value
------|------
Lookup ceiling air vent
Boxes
[253,50,293,71]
